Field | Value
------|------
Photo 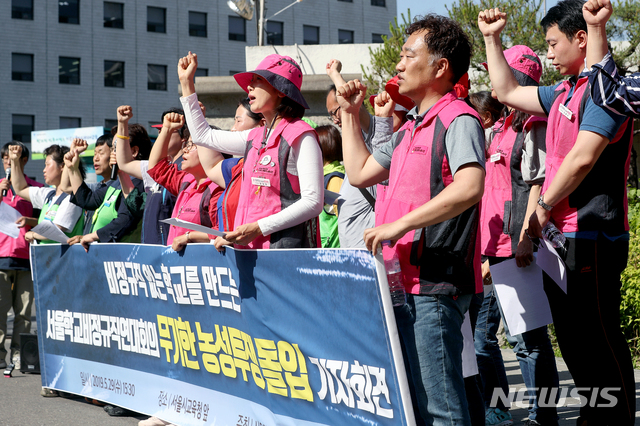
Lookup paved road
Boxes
[1,311,639,426]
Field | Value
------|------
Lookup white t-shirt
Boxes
[29,187,83,232]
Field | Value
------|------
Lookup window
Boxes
[371,0,385,6]
[12,115,34,143]
[12,53,33,81]
[148,64,167,91]
[59,0,80,24]
[303,25,319,45]
[372,33,385,43]
[104,2,123,28]
[189,11,207,37]
[228,16,246,41]
[104,119,118,131]
[59,57,80,85]
[104,60,124,87]
[266,21,283,45]
[12,0,33,19]
[147,6,166,33]
[338,0,353,3]
[338,29,354,44]
[60,117,81,129]
[229,70,242,76]
[195,68,208,77]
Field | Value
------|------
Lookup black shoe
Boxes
[104,405,128,416]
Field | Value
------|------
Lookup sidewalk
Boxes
[2,311,639,425]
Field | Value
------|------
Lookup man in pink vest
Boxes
[0,142,43,370]
[338,15,486,425]
[479,1,635,425]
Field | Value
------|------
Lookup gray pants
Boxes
[0,269,34,361]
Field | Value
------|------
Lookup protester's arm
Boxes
[326,59,371,131]
[114,105,143,179]
[583,0,612,68]
[364,164,485,254]
[527,130,611,237]
[204,160,225,188]
[515,184,541,267]
[8,145,30,201]
[147,160,187,196]
[335,79,390,187]
[149,113,184,170]
[478,8,545,116]
[64,140,89,195]
[171,231,211,252]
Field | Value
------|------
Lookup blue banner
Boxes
[31,244,414,426]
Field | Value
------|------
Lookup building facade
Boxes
[2,0,395,180]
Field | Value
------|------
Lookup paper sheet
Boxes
[0,202,22,238]
[160,218,226,238]
[31,221,69,244]
[461,312,478,378]
[536,239,567,293]
[324,190,341,206]
[490,257,553,336]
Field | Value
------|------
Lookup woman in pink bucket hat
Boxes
[178,52,323,250]
[475,45,561,426]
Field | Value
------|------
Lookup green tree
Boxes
[605,0,640,76]
[446,0,562,89]
[361,11,412,103]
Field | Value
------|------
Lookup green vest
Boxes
[90,185,143,243]
[37,192,84,244]
[91,186,121,233]
[319,161,345,248]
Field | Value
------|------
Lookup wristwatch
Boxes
[537,195,554,211]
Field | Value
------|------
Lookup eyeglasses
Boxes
[329,106,341,121]
[182,141,196,152]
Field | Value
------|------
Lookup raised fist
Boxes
[117,105,133,123]
[478,8,507,37]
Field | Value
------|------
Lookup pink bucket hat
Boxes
[234,54,309,109]
[482,45,542,86]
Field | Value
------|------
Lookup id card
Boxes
[251,177,271,187]
[490,153,502,163]
[558,103,574,121]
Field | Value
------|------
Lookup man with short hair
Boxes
[479,1,635,424]
[325,60,387,249]
[0,141,43,370]
[337,15,486,425]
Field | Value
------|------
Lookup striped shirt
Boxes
[590,51,640,118]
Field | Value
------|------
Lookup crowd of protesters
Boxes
[1,0,638,424]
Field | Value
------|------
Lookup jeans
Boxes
[474,290,510,411]
[544,235,635,425]
[395,293,473,426]
[501,314,559,424]
[0,269,34,362]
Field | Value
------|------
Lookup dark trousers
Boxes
[543,235,636,425]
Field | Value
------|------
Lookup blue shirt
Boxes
[537,72,626,141]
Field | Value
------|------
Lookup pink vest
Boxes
[235,117,319,249]
[480,114,546,257]
[544,77,633,234]
[0,176,43,260]
[167,176,216,245]
[376,92,483,296]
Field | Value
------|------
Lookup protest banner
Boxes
[31,244,415,426]
[30,126,104,159]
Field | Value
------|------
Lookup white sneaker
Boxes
[11,353,20,370]
[138,416,176,426]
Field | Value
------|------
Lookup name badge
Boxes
[490,153,502,163]
[251,177,271,187]
[558,103,574,121]
[411,146,428,155]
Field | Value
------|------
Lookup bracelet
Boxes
[115,134,130,140]
[185,231,191,242]
[538,195,554,211]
